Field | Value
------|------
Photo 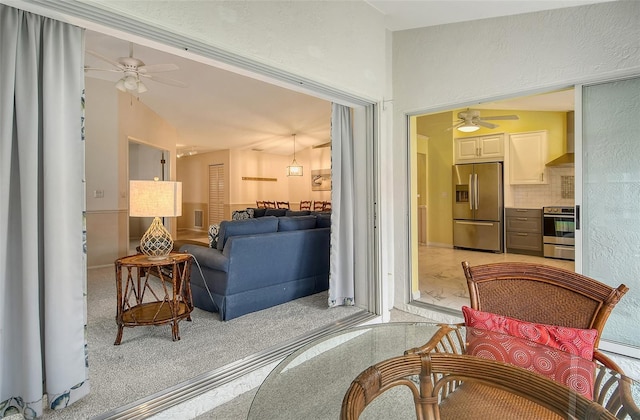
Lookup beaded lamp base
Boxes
[139,217,174,260]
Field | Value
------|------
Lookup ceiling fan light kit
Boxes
[85,42,186,94]
[457,123,480,133]
[453,109,519,133]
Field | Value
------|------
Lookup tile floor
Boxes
[416,245,574,311]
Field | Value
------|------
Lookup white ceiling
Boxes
[365,0,613,31]
[83,1,603,156]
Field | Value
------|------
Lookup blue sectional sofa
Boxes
[180,215,331,321]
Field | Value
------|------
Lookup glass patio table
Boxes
[247,322,640,419]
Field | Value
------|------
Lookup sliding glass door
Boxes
[580,76,640,349]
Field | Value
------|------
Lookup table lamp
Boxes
[129,177,182,260]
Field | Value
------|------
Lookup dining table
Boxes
[247,322,640,419]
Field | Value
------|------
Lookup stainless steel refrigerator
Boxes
[452,162,503,252]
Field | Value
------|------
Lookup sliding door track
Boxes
[93,310,376,420]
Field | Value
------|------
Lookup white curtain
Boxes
[0,5,89,418]
[329,103,355,306]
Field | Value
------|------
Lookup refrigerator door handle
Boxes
[468,174,473,210]
[455,221,495,227]
[474,173,479,210]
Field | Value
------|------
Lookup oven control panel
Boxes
[543,206,575,215]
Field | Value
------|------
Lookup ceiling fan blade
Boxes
[86,50,124,70]
[83,66,121,73]
[312,141,331,149]
[447,121,465,131]
[140,73,188,88]
[138,63,179,73]
[481,115,519,121]
[476,120,498,129]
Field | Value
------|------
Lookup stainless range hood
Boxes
[546,111,574,167]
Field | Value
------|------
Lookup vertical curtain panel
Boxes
[0,5,89,418]
[329,103,355,306]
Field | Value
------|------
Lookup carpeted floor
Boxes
[44,266,363,419]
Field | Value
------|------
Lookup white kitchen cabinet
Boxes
[455,134,504,163]
[509,130,548,184]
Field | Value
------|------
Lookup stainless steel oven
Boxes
[543,206,575,260]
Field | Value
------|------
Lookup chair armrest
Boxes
[405,324,466,355]
[593,352,640,419]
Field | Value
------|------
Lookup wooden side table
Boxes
[114,253,194,345]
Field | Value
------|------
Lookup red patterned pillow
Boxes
[466,328,596,399]
[462,306,598,360]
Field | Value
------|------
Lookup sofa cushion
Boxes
[208,224,220,248]
[278,215,317,231]
[316,213,331,228]
[216,216,279,250]
[265,208,287,217]
[286,210,311,216]
[232,208,254,220]
[250,208,267,218]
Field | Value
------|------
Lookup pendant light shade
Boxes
[286,134,303,176]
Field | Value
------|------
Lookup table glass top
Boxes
[248,322,640,420]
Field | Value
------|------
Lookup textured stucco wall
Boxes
[392,1,640,346]
[87,0,388,101]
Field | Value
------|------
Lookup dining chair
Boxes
[341,351,618,420]
[264,200,276,209]
[276,201,290,209]
[322,201,331,211]
[299,200,311,210]
[461,261,628,370]
[256,200,266,208]
[313,201,325,211]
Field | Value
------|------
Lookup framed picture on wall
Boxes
[311,169,331,191]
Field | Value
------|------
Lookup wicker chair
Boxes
[461,261,628,370]
[341,350,618,420]
[402,325,640,420]
[299,200,311,210]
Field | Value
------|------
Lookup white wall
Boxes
[91,1,387,101]
[177,146,332,223]
[84,78,126,267]
[391,2,640,308]
[84,77,182,266]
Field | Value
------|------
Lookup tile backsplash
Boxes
[512,167,575,208]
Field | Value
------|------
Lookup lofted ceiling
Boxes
[83,1,606,156]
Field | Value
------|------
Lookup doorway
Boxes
[410,89,576,313]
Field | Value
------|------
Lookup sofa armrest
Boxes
[179,244,230,273]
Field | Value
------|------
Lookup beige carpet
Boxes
[44,266,363,419]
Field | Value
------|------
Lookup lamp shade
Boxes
[129,179,182,217]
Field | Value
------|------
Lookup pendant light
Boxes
[286,134,303,176]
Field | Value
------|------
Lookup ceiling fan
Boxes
[84,42,187,93]
[452,109,519,132]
